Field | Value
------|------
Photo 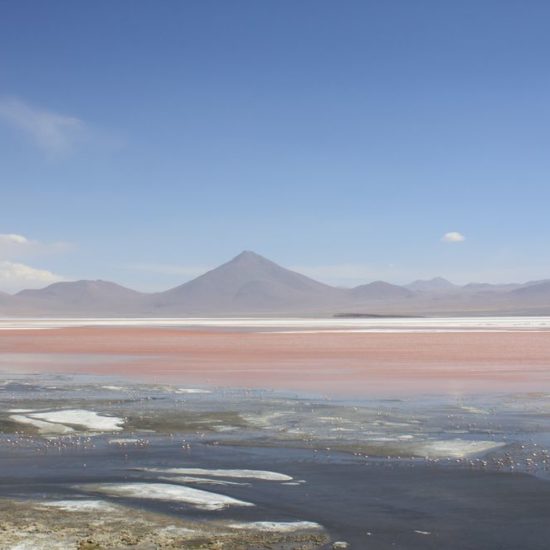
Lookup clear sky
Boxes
[1,0,549,292]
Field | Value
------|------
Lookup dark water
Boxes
[1,440,550,549]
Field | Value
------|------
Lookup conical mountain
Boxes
[151,251,346,313]
[406,277,457,292]
[351,281,414,301]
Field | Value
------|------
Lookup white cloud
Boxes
[0,97,84,155]
[0,233,71,259]
[441,232,465,243]
[0,261,64,292]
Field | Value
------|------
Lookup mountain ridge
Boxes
[2,251,550,315]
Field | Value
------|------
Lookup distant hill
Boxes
[510,280,550,302]
[1,251,550,316]
[15,280,147,314]
[0,291,15,314]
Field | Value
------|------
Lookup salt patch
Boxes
[9,414,74,435]
[29,410,124,432]
[157,526,196,536]
[77,482,254,510]
[158,475,248,486]
[144,468,292,481]
[38,499,120,513]
[175,388,211,394]
[229,521,322,532]
[9,536,69,550]
[416,439,505,459]
[461,406,490,415]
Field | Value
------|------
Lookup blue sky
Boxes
[1,0,549,291]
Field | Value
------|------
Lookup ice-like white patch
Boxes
[158,475,249,486]
[414,530,432,535]
[108,438,141,445]
[175,388,211,394]
[228,521,322,532]
[212,425,238,432]
[461,406,490,415]
[101,385,125,391]
[8,408,38,413]
[9,414,75,435]
[9,536,69,550]
[28,410,124,432]
[157,526,196,536]
[38,499,120,513]
[416,439,506,459]
[143,468,293,481]
[242,412,289,428]
[77,482,254,510]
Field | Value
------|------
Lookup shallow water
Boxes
[2,374,550,548]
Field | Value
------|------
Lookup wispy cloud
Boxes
[0,97,84,155]
[0,260,64,293]
[0,233,72,259]
[441,231,465,243]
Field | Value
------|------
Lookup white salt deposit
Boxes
[9,414,75,435]
[78,482,254,510]
[3,316,550,332]
[461,406,490,415]
[9,536,69,550]
[38,499,120,513]
[157,526,196,537]
[28,410,124,432]
[175,388,212,394]
[144,468,293,481]
[228,521,322,532]
[158,475,248,486]
[416,439,506,459]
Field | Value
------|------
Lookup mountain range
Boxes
[2,250,550,316]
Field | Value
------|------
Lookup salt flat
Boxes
[2,315,550,331]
